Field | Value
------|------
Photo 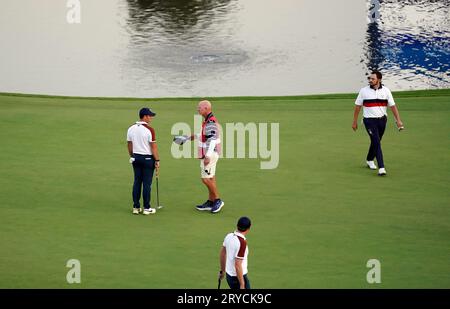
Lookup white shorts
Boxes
[200,152,219,179]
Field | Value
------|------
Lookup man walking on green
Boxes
[352,70,404,176]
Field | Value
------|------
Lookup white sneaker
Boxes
[378,168,386,176]
[143,208,156,215]
[366,161,377,170]
[132,208,142,215]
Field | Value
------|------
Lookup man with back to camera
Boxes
[127,107,160,215]
[219,217,251,289]
[352,70,404,176]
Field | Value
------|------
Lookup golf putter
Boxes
[218,271,223,289]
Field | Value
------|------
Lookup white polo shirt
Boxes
[223,231,249,277]
[126,121,156,155]
[355,85,396,118]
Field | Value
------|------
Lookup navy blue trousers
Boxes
[132,154,155,209]
[363,116,387,168]
[226,274,251,289]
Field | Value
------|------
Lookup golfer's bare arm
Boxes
[390,105,403,126]
[235,258,245,289]
[219,247,226,275]
[150,142,160,167]
[352,106,361,130]
[127,141,133,157]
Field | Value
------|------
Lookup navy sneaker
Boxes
[211,199,225,213]
[196,200,213,211]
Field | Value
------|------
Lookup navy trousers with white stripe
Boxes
[363,116,387,168]
[132,154,155,209]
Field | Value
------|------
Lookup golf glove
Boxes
[129,157,135,164]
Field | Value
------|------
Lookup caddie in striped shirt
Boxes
[188,100,225,214]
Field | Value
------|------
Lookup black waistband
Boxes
[226,273,248,279]
[364,115,387,120]
[133,154,154,157]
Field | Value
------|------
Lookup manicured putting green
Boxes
[0,90,449,288]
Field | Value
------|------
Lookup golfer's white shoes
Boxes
[378,168,387,176]
[366,160,377,170]
[132,208,142,215]
[143,208,156,215]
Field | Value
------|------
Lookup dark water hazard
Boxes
[0,0,448,97]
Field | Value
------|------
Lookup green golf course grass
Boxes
[0,90,449,288]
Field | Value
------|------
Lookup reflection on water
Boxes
[120,0,251,97]
[365,0,449,89]
[366,23,385,72]
[0,0,448,97]
[123,0,247,69]
[125,0,234,43]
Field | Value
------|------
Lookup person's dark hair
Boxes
[237,216,251,232]
[371,70,382,80]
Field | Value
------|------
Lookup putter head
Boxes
[157,205,164,209]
